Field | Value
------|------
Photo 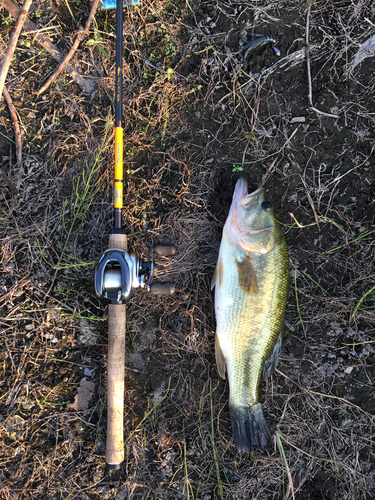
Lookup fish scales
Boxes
[213,179,289,452]
[218,239,288,406]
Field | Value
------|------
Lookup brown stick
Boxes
[2,85,22,169]
[0,0,33,101]
[1,0,94,94]
[0,278,30,302]
[106,232,128,469]
[36,0,100,95]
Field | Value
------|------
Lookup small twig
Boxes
[298,173,319,225]
[364,17,375,29]
[0,279,31,303]
[310,106,340,119]
[1,0,94,94]
[0,0,33,101]
[2,85,22,170]
[306,6,313,108]
[305,7,340,119]
[36,0,100,95]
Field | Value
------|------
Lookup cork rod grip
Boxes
[106,303,126,468]
[106,232,127,469]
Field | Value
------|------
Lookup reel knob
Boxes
[150,244,176,295]
[154,244,176,257]
[150,282,175,295]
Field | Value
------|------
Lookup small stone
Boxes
[78,319,98,345]
[84,367,95,378]
[21,401,34,410]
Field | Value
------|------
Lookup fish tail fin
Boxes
[229,403,272,453]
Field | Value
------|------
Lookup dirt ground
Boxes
[1,0,375,498]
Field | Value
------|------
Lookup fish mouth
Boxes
[227,179,271,242]
[236,180,264,209]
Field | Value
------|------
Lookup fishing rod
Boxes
[95,0,176,470]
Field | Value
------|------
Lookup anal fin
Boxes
[263,333,282,380]
[211,259,223,291]
[215,334,226,379]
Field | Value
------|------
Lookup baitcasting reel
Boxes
[95,237,176,304]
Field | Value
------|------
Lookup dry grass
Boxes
[1,0,375,498]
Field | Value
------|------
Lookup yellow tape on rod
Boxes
[114,127,123,209]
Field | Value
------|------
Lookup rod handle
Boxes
[150,281,175,295]
[154,244,176,257]
[106,303,126,469]
[106,231,127,469]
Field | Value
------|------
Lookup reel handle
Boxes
[150,281,175,295]
[154,244,176,257]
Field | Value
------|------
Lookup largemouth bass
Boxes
[212,179,289,452]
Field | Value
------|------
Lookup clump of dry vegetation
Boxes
[1,0,375,498]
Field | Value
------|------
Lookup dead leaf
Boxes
[71,378,95,411]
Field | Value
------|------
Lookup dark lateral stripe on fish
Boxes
[236,255,259,295]
[229,403,272,452]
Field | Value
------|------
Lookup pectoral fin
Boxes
[215,334,226,379]
[263,333,282,380]
[236,255,259,295]
[211,258,223,291]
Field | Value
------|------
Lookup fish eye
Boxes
[261,201,271,210]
